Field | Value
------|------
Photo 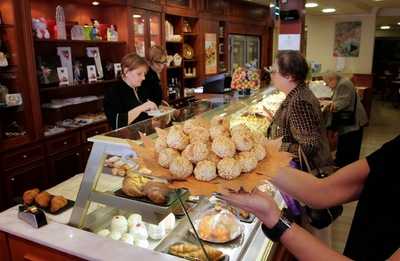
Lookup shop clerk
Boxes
[104,53,158,130]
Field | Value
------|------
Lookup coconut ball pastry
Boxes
[210,115,230,129]
[211,136,236,158]
[182,142,209,163]
[251,131,268,148]
[110,215,128,234]
[188,127,210,143]
[209,124,229,140]
[166,125,189,151]
[230,123,251,137]
[207,150,221,164]
[217,157,242,180]
[155,133,168,153]
[251,143,266,161]
[129,222,148,240]
[231,131,254,152]
[97,229,111,237]
[169,156,193,179]
[236,151,258,172]
[194,160,217,182]
[158,148,180,168]
[128,213,142,228]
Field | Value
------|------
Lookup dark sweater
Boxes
[103,79,149,130]
[137,67,163,106]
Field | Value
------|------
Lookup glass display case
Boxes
[132,9,162,58]
[69,87,285,260]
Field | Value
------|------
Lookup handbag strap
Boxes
[298,146,312,173]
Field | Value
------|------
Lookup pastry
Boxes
[129,222,148,240]
[110,215,128,234]
[232,131,254,152]
[251,131,268,147]
[166,125,189,151]
[97,229,111,237]
[210,115,229,129]
[207,150,221,164]
[155,133,168,153]
[148,224,166,240]
[251,143,266,161]
[217,157,241,180]
[182,142,209,164]
[211,136,236,158]
[169,156,193,179]
[198,209,241,243]
[158,148,179,168]
[188,127,210,143]
[121,173,150,197]
[50,195,68,213]
[169,243,224,261]
[23,188,40,205]
[109,231,122,240]
[135,239,149,248]
[183,118,209,134]
[120,233,134,245]
[230,123,251,137]
[143,181,170,205]
[236,151,258,172]
[34,191,52,208]
[104,156,120,167]
[209,124,229,140]
[128,214,142,228]
[194,160,217,182]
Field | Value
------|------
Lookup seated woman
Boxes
[137,45,167,106]
[104,53,158,130]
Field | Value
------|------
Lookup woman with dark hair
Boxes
[104,53,158,129]
[266,50,334,245]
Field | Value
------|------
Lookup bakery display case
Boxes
[68,87,285,260]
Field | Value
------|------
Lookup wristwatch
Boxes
[261,208,293,242]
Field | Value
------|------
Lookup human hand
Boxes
[263,106,274,122]
[140,100,158,112]
[217,188,281,228]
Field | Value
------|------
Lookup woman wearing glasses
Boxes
[138,45,168,106]
[104,53,157,129]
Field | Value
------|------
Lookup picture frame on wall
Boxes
[57,67,69,86]
[205,33,217,75]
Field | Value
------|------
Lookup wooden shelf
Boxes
[182,33,197,36]
[39,79,119,93]
[183,59,197,62]
[34,39,127,45]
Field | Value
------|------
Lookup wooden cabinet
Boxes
[48,146,83,186]
[8,235,82,261]
[1,144,45,171]
[3,162,48,208]
[81,122,110,143]
[0,232,10,261]
[45,131,81,156]
[131,8,162,59]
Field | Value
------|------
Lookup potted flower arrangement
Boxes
[230,67,260,96]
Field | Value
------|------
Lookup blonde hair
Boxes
[323,70,341,81]
[149,45,167,64]
[121,53,148,77]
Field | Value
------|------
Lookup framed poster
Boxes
[205,33,217,75]
[334,21,362,57]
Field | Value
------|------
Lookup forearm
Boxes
[128,106,143,124]
[271,160,368,208]
[279,224,351,261]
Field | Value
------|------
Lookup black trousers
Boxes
[335,128,364,167]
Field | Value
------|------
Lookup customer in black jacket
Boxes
[104,53,157,129]
[137,45,166,106]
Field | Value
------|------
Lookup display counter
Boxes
[0,87,291,261]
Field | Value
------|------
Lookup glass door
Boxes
[246,36,260,68]
[229,35,246,73]
[133,11,146,57]
[149,13,161,48]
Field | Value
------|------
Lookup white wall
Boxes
[305,14,376,74]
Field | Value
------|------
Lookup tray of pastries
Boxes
[22,188,73,215]
[169,242,227,261]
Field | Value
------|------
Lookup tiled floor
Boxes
[331,98,400,253]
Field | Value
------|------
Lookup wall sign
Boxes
[205,33,217,75]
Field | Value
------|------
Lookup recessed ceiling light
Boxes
[92,1,100,5]
[398,22,400,25]
[133,14,142,18]
[269,3,275,8]
[322,8,336,13]
[305,2,319,8]
[373,0,384,2]
[380,25,390,30]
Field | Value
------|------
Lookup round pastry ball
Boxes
[169,156,193,179]
[194,160,217,182]
[189,127,210,144]
[252,131,268,148]
[210,115,230,129]
[232,132,254,152]
[158,148,179,168]
[251,143,266,161]
[183,118,209,134]
[155,135,168,153]
[209,125,230,140]
[211,136,236,158]
[97,229,111,237]
[217,157,242,180]
[166,125,189,151]
[237,151,258,172]
[207,150,221,164]
[110,215,128,234]
[128,214,142,228]
[121,233,134,245]
[230,124,251,137]
[109,231,122,240]
[182,142,209,164]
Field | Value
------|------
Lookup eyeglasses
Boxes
[265,65,279,74]
[154,60,167,65]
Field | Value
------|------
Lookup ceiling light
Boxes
[373,0,384,2]
[380,25,390,30]
[398,22,400,25]
[322,8,336,13]
[305,2,319,8]
[92,1,100,5]
[269,3,275,8]
[133,14,142,18]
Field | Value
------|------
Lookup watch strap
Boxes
[261,209,293,242]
